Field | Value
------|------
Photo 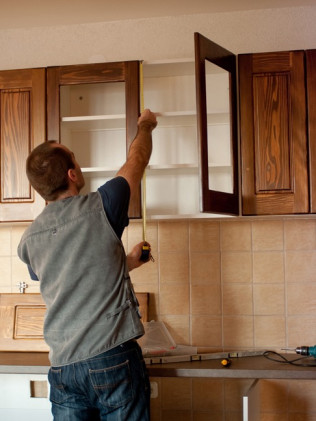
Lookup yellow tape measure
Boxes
[139,62,150,262]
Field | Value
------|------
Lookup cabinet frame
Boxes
[46,61,141,218]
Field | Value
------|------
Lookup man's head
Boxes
[26,141,85,201]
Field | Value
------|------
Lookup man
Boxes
[18,108,157,420]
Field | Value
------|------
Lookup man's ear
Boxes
[68,168,77,182]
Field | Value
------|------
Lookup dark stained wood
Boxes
[46,61,141,218]
[239,51,308,215]
[194,32,239,215]
[0,68,46,221]
[306,50,316,213]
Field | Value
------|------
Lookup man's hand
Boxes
[116,109,157,199]
[137,109,157,132]
[127,241,152,271]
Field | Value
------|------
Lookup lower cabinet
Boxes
[0,373,52,421]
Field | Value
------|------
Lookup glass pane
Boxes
[205,60,233,193]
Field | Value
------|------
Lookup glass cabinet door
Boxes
[195,32,239,215]
[46,61,141,218]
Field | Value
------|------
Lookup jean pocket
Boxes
[48,367,69,405]
[89,359,133,409]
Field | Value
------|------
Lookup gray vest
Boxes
[18,192,144,366]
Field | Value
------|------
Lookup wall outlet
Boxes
[150,381,158,398]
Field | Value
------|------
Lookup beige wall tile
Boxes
[253,251,284,283]
[191,315,222,347]
[260,380,288,412]
[287,283,316,315]
[191,284,221,315]
[224,379,253,412]
[221,220,252,251]
[161,410,192,420]
[190,252,220,285]
[261,413,288,421]
[193,412,223,421]
[159,221,189,252]
[189,221,220,252]
[192,379,224,412]
[0,226,11,256]
[160,315,190,345]
[289,413,316,420]
[254,316,286,347]
[159,283,190,315]
[127,221,158,254]
[159,251,189,283]
[11,224,29,255]
[253,284,285,315]
[285,251,316,283]
[129,258,159,284]
[252,220,284,251]
[223,316,254,348]
[222,252,252,283]
[288,380,316,413]
[287,316,316,346]
[284,219,316,250]
[161,377,192,410]
[0,256,11,290]
[223,283,253,315]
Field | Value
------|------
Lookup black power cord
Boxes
[263,351,316,367]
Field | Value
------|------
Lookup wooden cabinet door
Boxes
[46,61,141,218]
[239,51,308,215]
[195,33,239,215]
[306,50,316,213]
[0,68,46,221]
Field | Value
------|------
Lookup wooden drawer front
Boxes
[0,293,148,352]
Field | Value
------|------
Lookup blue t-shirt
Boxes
[27,176,130,281]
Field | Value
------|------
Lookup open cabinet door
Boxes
[195,32,239,215]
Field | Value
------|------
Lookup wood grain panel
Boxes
[0,293,148,352]
[1,89,32,201]
[14,306,46,338]
[253,73,292,192]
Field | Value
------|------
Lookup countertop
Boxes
[1,351,316,379]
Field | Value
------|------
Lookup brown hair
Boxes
[26,141,75,201]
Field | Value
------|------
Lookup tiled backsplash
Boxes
[1,216,316,419]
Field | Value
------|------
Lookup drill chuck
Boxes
[295,345,316,358]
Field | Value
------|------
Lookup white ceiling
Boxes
[1,0,315,30]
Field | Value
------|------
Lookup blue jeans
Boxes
[48,340,150,420]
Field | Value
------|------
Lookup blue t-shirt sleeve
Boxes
[28,265,39,281]
[98,176,130,238]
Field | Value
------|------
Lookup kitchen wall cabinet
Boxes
[239,50,311,215]
[46,61,141,218]
[46,49,237,220]
[0,68,46,221]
